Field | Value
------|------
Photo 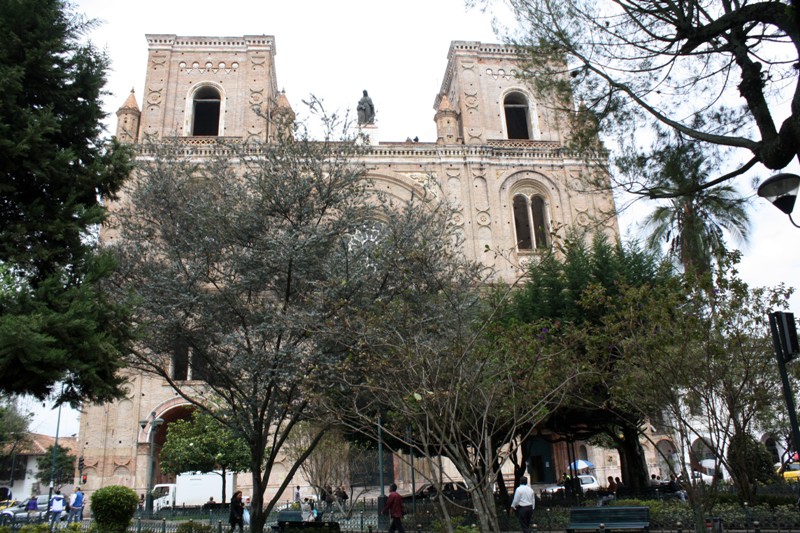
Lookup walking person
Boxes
[511,476,535,533]
[381,483,405,533]
[335,486,348,507]
[67,487,84,523]
[229,490,244,533]
[25,495,38,518]
[49,490,65,529]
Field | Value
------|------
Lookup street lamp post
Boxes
[47,396,63,526]
[768,312,800,457]
[757,173,800,228]
[139,414,164,515]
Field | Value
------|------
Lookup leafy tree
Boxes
[490,0,798,196]
[317,190,580,533]
[508,232,675,488]
[0,0,134,405]
[727,433,779,495]
[610,255,790,529]
[283,424,376,515]
[34,444,75,490]
[159,411,250,503]
[635,136,751,276]
[0,396,30,483]
[110,105,472,533]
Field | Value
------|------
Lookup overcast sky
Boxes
[28,0,800,436]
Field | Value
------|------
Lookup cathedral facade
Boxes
[78,35,624,501]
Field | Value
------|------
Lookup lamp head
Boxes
[758,173,800,214]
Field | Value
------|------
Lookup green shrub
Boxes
[90,485,139,533]
[176,522,213,533]
[18,525,49,533]
[0,526,10,533]
[530,506,569,528]
[753,494,797,507]
[432,515,480,533]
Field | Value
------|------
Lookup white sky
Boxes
[29,0,800,435]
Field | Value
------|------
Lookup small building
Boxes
[0,433,78,501]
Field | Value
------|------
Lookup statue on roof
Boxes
[357,90,375,125]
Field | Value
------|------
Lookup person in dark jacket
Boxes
[381,483,404,533]
[229,491,244,533]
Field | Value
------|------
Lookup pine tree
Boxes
[0,0,133,404]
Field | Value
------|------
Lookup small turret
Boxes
[115,89,141,143]
[434,94,460,144]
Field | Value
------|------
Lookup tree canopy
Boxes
[315,192,582,532]
[35,444,76,491]
[634,136,751,275]
[609,254,790,520]
[159,411,250,503]
[491,0,798,196]
[507,233,676,488]
[0,0,134,405]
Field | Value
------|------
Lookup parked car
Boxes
[0,494,66,522]
[689,471,715,484]
[542,474,600,494]
[779,462,800,481]
[0,500,18,512]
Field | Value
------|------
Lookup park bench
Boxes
[273,510,340,532]
[566,506,650,533]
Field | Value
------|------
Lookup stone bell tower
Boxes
[434,41,569,145]
[136,35,285,142]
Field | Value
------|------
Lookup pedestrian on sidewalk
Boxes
[511,476,535,533]
[382,483,405,533]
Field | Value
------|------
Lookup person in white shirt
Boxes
[511,476,536,533]
[49,490,65,528]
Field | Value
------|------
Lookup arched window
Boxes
[512,193,550,250]
[192,86,221,136]
[504,92,531,140]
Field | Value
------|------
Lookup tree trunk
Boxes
[619,422,650,489]
[249,456,267,533]
[220,468,227,504]
[472,485,501,533]
[494,466,511,510]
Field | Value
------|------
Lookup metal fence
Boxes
[3,486,800,533]
[0,508,384,533]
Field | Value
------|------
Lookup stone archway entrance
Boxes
[138,402,196,493]
[655,439,678,478]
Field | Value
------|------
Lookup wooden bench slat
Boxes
[567,506,650,533]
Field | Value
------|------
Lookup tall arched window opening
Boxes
[192,86,221,136]
[512,193,550,250]
[504,92,531,140]
[531,196,548,248]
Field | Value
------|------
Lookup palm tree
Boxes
[640,143,751,276]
